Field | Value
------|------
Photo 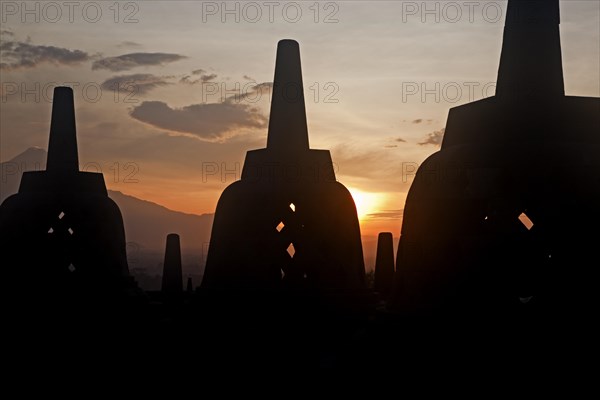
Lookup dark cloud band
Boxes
[129,101,267,141]
[92,52,186,72]
[0,41,89,70]
[101,73,171,95]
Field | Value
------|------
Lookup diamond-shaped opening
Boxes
[68,263,76,272]
[48,227,54,234]
[68,228,74,235]
[287,243,296,258]
[518,212,534,230]
[276,221,285,232]
[289,203,296,212]
[58,211,65,219]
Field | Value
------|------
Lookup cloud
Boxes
[180,71,218,85]
[412,119,423,124]
[0,41,90,70]
[117,41,142,48]
[252,82,273,90]
[100,74,172,95]
[129,101,267,141]
[232,82,273,102]
[201,73,217,82]
[366,210,404,220]
[92,52,186,71]
[418,128,445,146]
[383,137,405,148]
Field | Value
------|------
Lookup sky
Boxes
[1,0,599,237]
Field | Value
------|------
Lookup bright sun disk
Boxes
[348,188,381,220]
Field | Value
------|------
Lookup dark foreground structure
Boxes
[4,28,595,376]
[392,0,600,315]
[202,40,366,294]
[0,87,137,303]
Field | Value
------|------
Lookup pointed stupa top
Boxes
[266,39,310,153]
[46,87,79,173]
[496,0,564,98]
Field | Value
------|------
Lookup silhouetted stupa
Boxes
[162,233,183,295]
[202,40,365,292]
[393,0,599,314]
[374,232,394,298]
[0,87,136,301]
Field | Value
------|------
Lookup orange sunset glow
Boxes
[1,1,598,368]
[1,1,598,270]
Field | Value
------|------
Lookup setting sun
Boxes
[348,188,382,220]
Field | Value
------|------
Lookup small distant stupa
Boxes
[162,233,183,296]
[374,232,394,298]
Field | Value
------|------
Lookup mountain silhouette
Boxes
[2,147,387,285]
[108,190,213,251]
[1,147,213,251]
[0,147,46,201]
